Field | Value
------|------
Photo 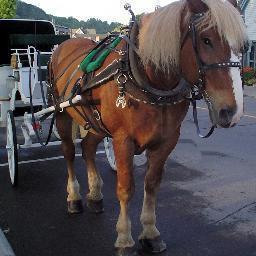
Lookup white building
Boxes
[241,0,256,68]
[70,28,85,38]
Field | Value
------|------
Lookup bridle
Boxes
[187,12,242,138]
[189,12,241,100]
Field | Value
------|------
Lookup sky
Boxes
[21,0,176,24]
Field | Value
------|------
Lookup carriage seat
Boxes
[9,34,70,67]
[8,34,70,103]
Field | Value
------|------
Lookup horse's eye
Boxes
[203,38,212,46]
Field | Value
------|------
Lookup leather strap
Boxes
[191,99,216,138]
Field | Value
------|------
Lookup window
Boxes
[249,43,256,68]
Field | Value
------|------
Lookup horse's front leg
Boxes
[113,135,136,256]
[81,132,104,213]
[139,129,180,254]
[56,113,83,214]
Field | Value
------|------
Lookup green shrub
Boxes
[243,67,256,86]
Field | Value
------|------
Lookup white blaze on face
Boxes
[229,51,244,126]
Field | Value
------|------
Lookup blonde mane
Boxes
[138,0,248,72]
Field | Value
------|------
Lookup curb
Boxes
[0,228,15,256]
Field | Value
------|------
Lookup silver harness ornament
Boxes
[116,73,128,108]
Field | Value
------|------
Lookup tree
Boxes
[15,1,122,34]
[136,13,145,22]
[0,0,16,18]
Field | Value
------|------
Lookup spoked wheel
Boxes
[104,137,148,171]
[134,151,147,167]
[6,110,18,187]
[104,137,117,171]
[53,121,60,140]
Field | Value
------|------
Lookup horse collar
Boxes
[121,22,191,106]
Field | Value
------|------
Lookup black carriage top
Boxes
[0,19,67,66]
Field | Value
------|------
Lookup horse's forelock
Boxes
[138,0,247,72]
[198,0,247,53]
[138,0,186,72]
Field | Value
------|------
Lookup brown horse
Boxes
[49,0,247,255]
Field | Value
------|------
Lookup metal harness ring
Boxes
[116,73,128,84]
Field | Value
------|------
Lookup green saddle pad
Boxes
[80,37,122,73]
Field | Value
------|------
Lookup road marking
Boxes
[196,106,208,111]
[244,114,256,119]
[0,228,15,256]
[0,150,106,167]
[196,106,256,119]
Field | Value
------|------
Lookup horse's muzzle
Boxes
[218,107,236,128]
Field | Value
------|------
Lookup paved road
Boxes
[0,96,256,256]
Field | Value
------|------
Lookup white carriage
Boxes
[0,19,69,186]
[1,19,145,187]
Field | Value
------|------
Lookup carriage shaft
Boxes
[33,95,82,119]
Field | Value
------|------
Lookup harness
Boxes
[49,7,243,139]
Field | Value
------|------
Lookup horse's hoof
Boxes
[115,247,138,256]
[87,199,104,213]
[67,200,83,214]
[139,236,167,254]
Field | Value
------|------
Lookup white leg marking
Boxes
[67,178,82,201]
[87,171,103,201]
[139,190,160,240]
[115,203,135,248]
[230,51,244,126]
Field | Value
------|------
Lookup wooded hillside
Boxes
[16,1,122,34]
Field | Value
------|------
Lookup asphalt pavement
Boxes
[244,85,256,99]
[0,91,256,256]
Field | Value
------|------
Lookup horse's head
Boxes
[138,0,247,128]
[179,0,248,128]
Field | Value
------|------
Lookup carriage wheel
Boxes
[103,137,117,171]
[53,121,60,140]
[6,110,18,187]
[134,151,147,167]
[103,138,147,171]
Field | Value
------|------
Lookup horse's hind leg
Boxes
[81,132,104,213]
[139,130,180,254]
[56,112,83,214]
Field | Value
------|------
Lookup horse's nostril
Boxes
[219,108,234,119]
[218,107,235,128]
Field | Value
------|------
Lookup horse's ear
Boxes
[187,0,208,14]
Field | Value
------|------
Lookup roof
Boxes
[83,28,96,35]
[0,19,56,65]
[70,28,84,35]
